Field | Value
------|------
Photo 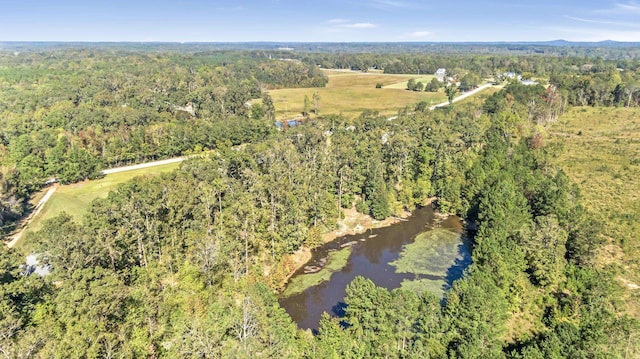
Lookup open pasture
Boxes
[268,70,446,118]
[549,106,640,317]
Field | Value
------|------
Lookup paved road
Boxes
[429,83,494,110]
[387,83,495,121]
[101,156,187,175]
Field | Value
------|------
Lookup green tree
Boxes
[312,91,320,115]
[445,85,458,105]
[522,215,568,287]
[364,158,390,220]
[407,78,416,91]
[303,95,311,117]
[262,93,276,121]
[425,78,440,92]
[460,73,481,91]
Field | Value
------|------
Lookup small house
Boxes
[435,68,446,82]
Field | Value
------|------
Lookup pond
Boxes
[279,205,472,331]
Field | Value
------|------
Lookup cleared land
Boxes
[22,162,180,238]
[268,70,447,118]
[384,76,437,89]
[548,106,640,317]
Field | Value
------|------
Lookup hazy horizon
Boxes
[1,0,639,43]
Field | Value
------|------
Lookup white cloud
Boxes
[328,18,349,24]
[407,31,432,38]
[615,1,640,13]
[565,15,640,27]
[597,1,640,14]
[340,22,377,29]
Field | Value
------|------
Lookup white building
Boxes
[503,72,522,80]
[435,68,446,82]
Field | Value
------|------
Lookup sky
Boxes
[1,0,639,42]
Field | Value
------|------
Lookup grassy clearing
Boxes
[281,247,352,298]
[323,71,421,89]
[548,106,640,317]
[268,70,446,118]
[24,162,180,234]
[384,76,437,89]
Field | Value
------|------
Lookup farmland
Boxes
[268,70,447,118]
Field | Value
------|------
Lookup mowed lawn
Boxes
[268,70,447,118]
[549,106,640,317]
[24,162,180,236]
[384,76,437,89]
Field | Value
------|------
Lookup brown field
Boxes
[548,106,640,318]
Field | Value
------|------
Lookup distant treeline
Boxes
[4,41,640,59]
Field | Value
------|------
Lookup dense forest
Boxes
[0,50,327,234]
[1,47,639,357]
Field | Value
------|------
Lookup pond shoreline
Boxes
[276,198,437,292]
[279,203,470,330]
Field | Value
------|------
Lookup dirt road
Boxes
[6,156,188,248]
[7,186,57,248]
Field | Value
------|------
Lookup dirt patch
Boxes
[288,247,312,276]
[320,206,411,243]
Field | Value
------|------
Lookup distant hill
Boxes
[2,40,640,59]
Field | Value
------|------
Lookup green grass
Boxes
[384,76,437,89]
[281,247,352,298]
[268,70,446,118]
[548,106,640,318]
[25,162,180,234]
[322,70,422,88]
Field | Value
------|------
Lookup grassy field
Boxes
[268,70,447,118]
[384,76,437,89]
[548,106,640,317]
[24,162,180,236]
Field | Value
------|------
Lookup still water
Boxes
[279,206,472,330]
